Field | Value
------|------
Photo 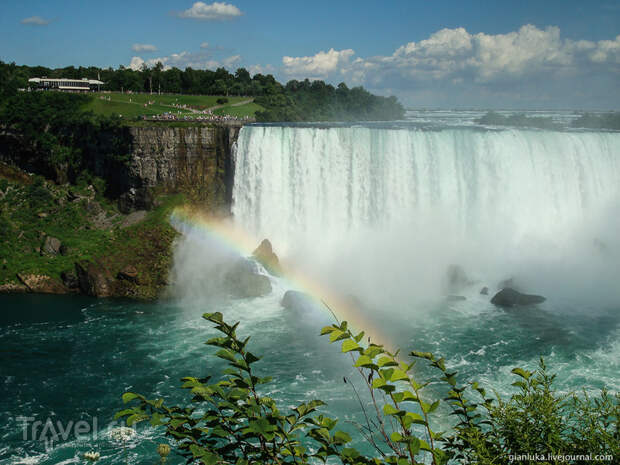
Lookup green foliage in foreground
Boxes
[117,314,619,464]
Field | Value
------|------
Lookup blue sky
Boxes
[1,0,619,108]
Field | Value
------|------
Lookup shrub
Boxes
[117,314,619,465]
[216,98,229,105]
[26,176,53,209]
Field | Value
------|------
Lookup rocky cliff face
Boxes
[120,124,241,212]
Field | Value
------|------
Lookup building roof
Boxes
[28,77,104,85]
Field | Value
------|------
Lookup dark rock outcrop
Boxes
[281,290,315,311]
[252,239,282,275]
[17,273,68,294]
[75,260,115,297]
[491,288,546,307]
[41,236,61,255]
[0,282,29,293]
[118,187,154,214]
[480,286,489,295]
[61,271,80,289]
[225,258,271,298]
[125,125,240,212]
[117,265,139,283]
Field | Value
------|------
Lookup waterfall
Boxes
[232,126,620,306]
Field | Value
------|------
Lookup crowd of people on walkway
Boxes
[142,113,254,123]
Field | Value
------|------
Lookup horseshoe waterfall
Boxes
[232,125,620,308]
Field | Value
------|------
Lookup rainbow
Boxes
[170,206,393,350]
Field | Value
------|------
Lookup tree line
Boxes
[0,60,405,122]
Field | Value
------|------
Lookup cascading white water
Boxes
[232,125,620,306]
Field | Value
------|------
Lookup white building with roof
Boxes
[28,77,104,92]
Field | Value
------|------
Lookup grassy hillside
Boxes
[0,163,182,299]
[84,92,262,119]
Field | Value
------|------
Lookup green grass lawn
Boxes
[84,93,262,120]
[213,101,263,118]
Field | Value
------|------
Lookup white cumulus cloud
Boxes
[283,48,355,78]
[177,2,242,21]
[132,43,158,53]
[279,25,620,108]
[248,64,275,76]
[21,16,52,26]
[129,50,242,71]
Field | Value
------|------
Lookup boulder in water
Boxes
[225,258,272,298]
[446,295,467,301]
[281,290,315,311]
[75,260,115,297]
[491,288,546,307]
[480,286,489,295]
[252,239,282,276]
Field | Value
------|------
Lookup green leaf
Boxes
[341,339,360,353]
[511,367,531,380]
[341,448,360,459]
[150,412,164,426]
[400,391,418,403]
[390,431,403,442]
[428,400,440,413]
[403,412,425,428]
[411,351,434,360]
[372,378,387,389]
[245,418,277,440]
[203,312,223,323]
[126,413,148,426]
[216,349,238,363]
[419,439,432,452]
[245,352,261,364]
[378,356,398,367]
[329,329,344,342]
[383,404,400,416]
[409,436,421,455]
[334,431,352,444]
[364,345,384,358]
[122,392,139,403]
[444,373,457,386]
[390,368,409,382]
[320,326,336,335]
[355,355,375,368]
